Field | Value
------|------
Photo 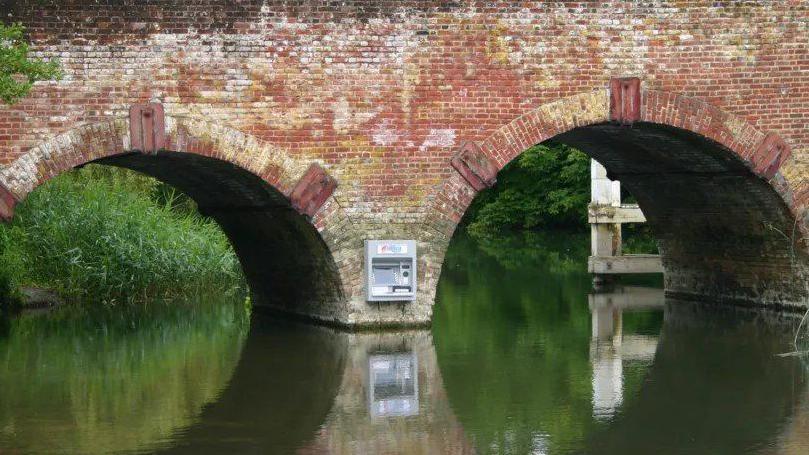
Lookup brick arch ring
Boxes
[424,78,808,310]
[0,106,353,322]
[0,105,346,233]
[428,78,806,248]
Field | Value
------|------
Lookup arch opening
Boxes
[97,151,344,318]
[458,120,808,309]
[554,122,807,308]
[5,148,344,320]
[430,87,809,315]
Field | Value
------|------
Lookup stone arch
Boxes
[426,83,808,311]
[0,113,354,324]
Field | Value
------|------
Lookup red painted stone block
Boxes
[289,163,338,218]
[450,141,498,192]
[610,77,641,125]
[129,103,166,153]
[752,133,791,180]
[0,183,17,223]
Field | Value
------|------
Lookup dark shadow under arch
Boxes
[154,317,347,454]
[428,88,808,313]
[579,300,807,455]
[551,122,807,308]
[84,150,345,319]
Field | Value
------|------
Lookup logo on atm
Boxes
[377,243,408,254]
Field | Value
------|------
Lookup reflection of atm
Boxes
[368,352,418,418]
[365,240,417,302]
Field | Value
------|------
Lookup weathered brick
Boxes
[0,1,806,326]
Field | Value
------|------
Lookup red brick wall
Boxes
[0,1,806,325]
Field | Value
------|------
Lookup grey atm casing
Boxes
[365,240,417,302]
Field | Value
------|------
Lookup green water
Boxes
[1,231,807,454]
[0,297,251,454]
[433,232,664,454]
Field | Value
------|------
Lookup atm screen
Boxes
[372,266,396,285]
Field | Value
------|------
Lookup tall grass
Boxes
[0,164,244,305]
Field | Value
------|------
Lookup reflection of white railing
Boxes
[589,160,663,277]
[589,285,667,312]
[589,286,664,419]
[591,341,624,419]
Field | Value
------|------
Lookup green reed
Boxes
[0,164,244,305]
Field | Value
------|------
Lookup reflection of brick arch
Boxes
[426,83,804,245]
[0,111,347,234]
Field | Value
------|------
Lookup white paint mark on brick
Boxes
[371,120,400,146]
[419,128,456,152]
[332,96,377,134]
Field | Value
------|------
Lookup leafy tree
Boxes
[464,141,590,236]
[0,22,62,105]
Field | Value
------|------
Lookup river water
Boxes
[1,231,808,454]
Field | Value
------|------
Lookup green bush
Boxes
[0,165,244,304]
[0,272,22,309]
[622,223,660,254]
[0,228,23,308]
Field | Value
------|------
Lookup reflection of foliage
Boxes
[433,231,662,454]
[0,165,244,304]
[0,23,63,105]
[465,142,590,237]
[0,296,250,454]
[470,229,589,274]
[622,310,664,336]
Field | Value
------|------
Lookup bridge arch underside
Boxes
[93,151,343,318]
[551,122,807,309]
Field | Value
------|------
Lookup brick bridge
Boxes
[0,1,807,327]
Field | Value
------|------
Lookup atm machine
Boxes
[365,240,417,302]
